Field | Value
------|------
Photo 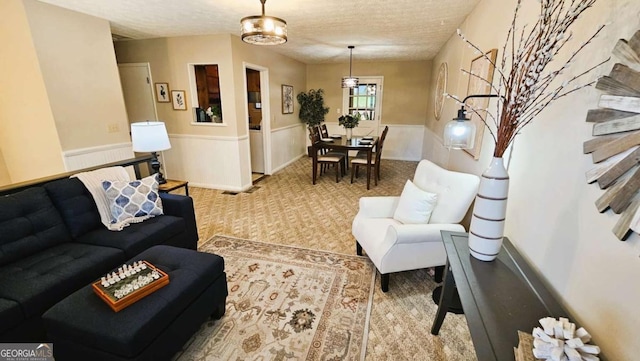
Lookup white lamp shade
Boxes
[341,77,359,88]
[443,119,476,150]
[131,121,171,152]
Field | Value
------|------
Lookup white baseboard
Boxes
[186,182,248,193]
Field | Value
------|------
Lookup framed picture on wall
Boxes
[465,49,498,159]
[155,83,170,103]
[282,85,294,114]
[171,90,187,110]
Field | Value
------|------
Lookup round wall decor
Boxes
[584,30,640,240]
[434,62,448,120]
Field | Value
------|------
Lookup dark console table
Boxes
[431,231,572,361]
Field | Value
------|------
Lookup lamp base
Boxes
[150,152,167,184]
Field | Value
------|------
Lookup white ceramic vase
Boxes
[345,127,353,140]
[468,157,509,261]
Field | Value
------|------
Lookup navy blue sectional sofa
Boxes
[0,177,198,342]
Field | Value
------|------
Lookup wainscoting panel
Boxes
[63,143,134,172]
[271,123,307,173]
[164,134,245,192]
[161,124,421,191]
[421,127,450,167]
[238,136,252,190]
[380,125,424,161]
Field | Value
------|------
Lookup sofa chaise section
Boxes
[0,187,125,341]
[0,298,24,335]
[0,176,199,342]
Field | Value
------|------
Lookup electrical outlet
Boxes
[107,123,119,133]
[336,108,341,114]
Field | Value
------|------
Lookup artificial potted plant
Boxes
[338,113,361,140]
[297,89,329,155]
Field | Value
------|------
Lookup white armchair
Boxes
[352,159,480,292]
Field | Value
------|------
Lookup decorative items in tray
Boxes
[92,260,169,312]
[529,317,600,361]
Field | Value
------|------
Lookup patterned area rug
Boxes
[181,158,476,360]
[175,235,376,361]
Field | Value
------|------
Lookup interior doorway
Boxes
[245,66,268,184]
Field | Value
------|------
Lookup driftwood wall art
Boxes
[584,30,640,240]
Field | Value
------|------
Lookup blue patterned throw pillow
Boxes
[102,174,163,227]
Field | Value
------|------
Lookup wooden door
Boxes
[118,63,158,126]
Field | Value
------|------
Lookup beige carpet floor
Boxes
[183,156,477,360]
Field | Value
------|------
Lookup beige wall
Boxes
[307,60,432,125]
[115,38,179,131]
[0,0,65,182]
[115,35,307,186]
[425,1,640,359]
[0,0,131,184]
[0,149,10,186]
[24,0,130,151]
[115,35,307,137]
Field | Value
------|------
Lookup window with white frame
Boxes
[342,77,383,134]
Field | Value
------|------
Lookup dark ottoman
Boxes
[42,245,228,361]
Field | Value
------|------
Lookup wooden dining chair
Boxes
[356,126,388,159]
[320,124,329,138]
[320,123,351,170]
[315,124,349,172]
[311,126,321,141]
[351,126,388,186]
[311,132,345,183]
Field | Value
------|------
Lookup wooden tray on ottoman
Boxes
[92,261,170,312]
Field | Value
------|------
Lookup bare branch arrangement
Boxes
[450,0,608,157]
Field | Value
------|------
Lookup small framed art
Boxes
[171,90,187,110]
[155,83,170,103]
[282,85,294,114]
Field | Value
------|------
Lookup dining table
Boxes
[312,134,378,190]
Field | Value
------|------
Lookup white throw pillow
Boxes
[393,179,438,224]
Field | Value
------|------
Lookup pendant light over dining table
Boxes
[342,46,359,88]
[240,0,287,45]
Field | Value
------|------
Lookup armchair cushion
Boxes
[412,160,479,224]
[393,180,438,224]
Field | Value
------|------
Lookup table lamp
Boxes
[131,121,171,184]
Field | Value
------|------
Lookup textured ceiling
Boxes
[37,0,480,64]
